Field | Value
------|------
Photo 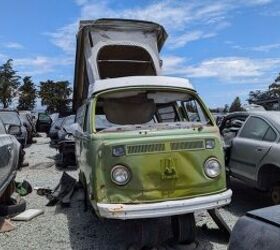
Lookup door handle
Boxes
[7,146,12,152]
[256,147,264,152]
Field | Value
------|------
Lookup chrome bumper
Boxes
[97,189,232,220]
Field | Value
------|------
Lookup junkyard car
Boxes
[36,112,52,133]
[57,124,76,168]
[19,113,35,144]
[73,76,232,242]
[0,118,21,198]
[227,112,280,204]
[72,19,232,243]
[0,110,28,146]
[48,117,64,141]
[57,115,75,142]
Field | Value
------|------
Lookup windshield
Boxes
[95,89,212,132]
[0,112,21,126]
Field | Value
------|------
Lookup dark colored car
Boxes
[0,111,28,146]
[20,113,35,144]
[0,118,21,198]
[36,113,52,133]
[229,205,280,250]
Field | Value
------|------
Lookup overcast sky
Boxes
[0,0,280,107]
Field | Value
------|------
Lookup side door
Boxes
[229,116,275,181]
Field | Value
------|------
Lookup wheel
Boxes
[271,185,280,204]
[171,213,196,244]
[0,197,26,216]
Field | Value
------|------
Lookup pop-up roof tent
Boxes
[73,18,168,111]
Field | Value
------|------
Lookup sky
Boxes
[0,0,280,108]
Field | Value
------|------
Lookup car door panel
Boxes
[229,116,275,182]
[230,137,272,180]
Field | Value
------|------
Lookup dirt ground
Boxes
[0,135,273,250]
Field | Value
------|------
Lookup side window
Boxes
[263,127,277,142]
[182,99,209,124]
[239,117,269,140]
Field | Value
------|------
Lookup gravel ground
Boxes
[0,135,273,250]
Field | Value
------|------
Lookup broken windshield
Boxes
[95,89,212,132]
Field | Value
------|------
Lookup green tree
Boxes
[39,80,72,115]
[229,97,243,112]
[17,76,37,110]
[0,59,20,108]
[223,104,229,113]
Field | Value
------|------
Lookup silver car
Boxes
[0,111,28,147]
[228,111,280,204]
[0,118,21,198]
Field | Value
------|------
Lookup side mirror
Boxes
[54,125,60,130]
[8,125,21,135]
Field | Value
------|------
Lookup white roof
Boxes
[89,76,194,96]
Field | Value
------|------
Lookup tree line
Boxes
[214,73,280,113]
[0,59,72,115]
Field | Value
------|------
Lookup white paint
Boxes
[88,76,194,96]
[96,189,232,220]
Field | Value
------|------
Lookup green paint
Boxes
[77,86,227,215]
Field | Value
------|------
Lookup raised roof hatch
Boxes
[73,18,168,111]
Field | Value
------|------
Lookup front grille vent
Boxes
[170,141,204,151]
[127,143,165,154]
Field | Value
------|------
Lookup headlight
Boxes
[204,158,221,178]
[112,145,125,157]
[205,139,215,149]
[111,165,130,185]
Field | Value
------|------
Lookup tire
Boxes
[0,197,26,216]
[271,185,280,204]
[171,213,196,244]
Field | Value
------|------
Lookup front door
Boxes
[229,116,276,182]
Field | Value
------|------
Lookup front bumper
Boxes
[97,189,232,220]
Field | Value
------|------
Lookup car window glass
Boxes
[0,112,21,126]
[239,117,269,140]
[263,127,277,142]
[157,106,177,122]
[38,113,51,122]
[183,99,209,124]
